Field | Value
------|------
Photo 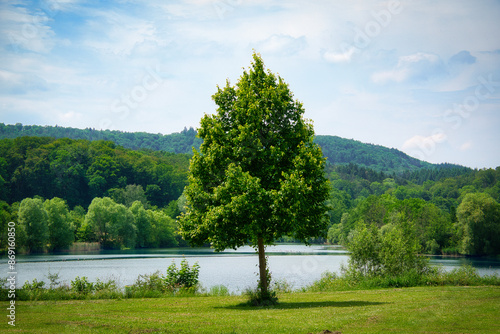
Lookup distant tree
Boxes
[130,201,153,248]
[149,210,178,248]
[456,193,500,255]
[108,184,149,207]
[179,53,330,303]
[44,197,74,251]
[0,201,12,250]
[85,197,136,249]
[18,198,49,253]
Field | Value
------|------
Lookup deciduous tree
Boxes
[456,192,500,255]
[44,197,74,251]
[18,198,49,253]
[179,53,330,302]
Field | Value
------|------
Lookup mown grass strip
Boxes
[3,286,499,333]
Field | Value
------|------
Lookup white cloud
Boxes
[0,2,56,53]
[253,34,307,56]
[372,52,445,84]
[402,133,448,151]
[323,47,356,63]
[460,141,473,151]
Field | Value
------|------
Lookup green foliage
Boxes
[0,135,189,207]
[315,136,432,173]
[456,192,500,255]
[71,276,94,294]
[344,220,429,281]
[22,278,46,291]
[208,285,230,296]
[85,197,136,249]
[44,197,74,251]
[127,259,200,297]
[305,264,500,293]
[0,123,201,154]
[244,286,278,307]
[18,198,49,253]
[166,259,200,291]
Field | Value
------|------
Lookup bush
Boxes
[304,264,500,292]
[127,258,200,297]
[166,259,200,291]
[71,276,94,294]
[244,287,277,307]
[345,220,430,282]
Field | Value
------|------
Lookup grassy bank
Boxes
[3,286,499,333]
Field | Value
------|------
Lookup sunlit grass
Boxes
[4,286,499,333]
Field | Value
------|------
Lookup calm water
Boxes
[3,244,500,293]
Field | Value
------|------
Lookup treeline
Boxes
[326,166,500,256]
[314,135,435,173]
[1,123,467,174]
[0,195,183,253]
[0,134,498,256]
[0,123,202,154]
[0,136,190,208]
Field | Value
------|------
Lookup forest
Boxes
[0,125,499,256]
[0,123,465,173]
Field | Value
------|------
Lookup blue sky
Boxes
[1,0,499,169]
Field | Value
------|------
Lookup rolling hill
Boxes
[0,123,463,173]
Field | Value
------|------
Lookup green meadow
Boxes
[4,286,499,333]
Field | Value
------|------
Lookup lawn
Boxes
[3,286,499,333]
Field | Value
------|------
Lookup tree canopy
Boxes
[179,53,330,302]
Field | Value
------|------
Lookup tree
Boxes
[85,197,136,249]
[108,184,149,208]
[130,201,152,248]
[44,197,74,251]
[18,198,49,253]
[456,192,500,255]
[179,53,330,302]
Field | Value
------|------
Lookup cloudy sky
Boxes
[1,0,499,169]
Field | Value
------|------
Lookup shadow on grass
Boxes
[220,300,387,310]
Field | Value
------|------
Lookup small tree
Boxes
[179,52,330,303]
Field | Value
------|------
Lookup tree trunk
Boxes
[257,237,268,296]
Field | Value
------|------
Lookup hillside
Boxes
[314,135,433,173]
[0,123,463,173]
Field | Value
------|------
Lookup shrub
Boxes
[46,272,62,289]
[345,220,430,283]
[127,259,200,297]
[244,286,277,307]
[166,259,200,290]
[71,276,94,294]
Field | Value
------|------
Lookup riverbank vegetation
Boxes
[2,260,499,302]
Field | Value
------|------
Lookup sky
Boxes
[1,0,499,169]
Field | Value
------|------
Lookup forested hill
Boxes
[315,135,433,173]
[0,123,464,173]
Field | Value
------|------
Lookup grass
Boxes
[2,286,499,333]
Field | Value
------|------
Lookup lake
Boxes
[4,244,500,293]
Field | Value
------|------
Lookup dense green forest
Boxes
[0,123,201,155]
[0,124,499,256]
[0,123,464,173]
